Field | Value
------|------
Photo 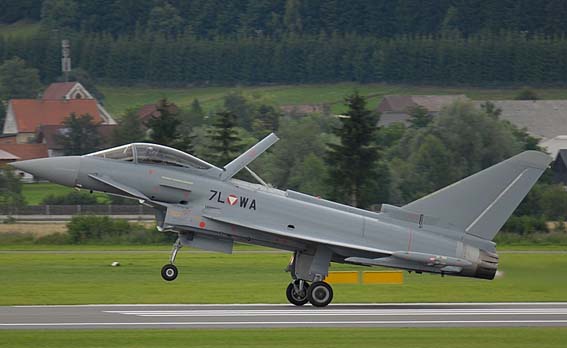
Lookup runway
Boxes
[2,303,567,329]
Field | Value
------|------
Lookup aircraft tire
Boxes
[286,281,310,306]
[161,264,178,281]
[308,281,333,307]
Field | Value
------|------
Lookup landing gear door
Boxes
[164,205,192,226]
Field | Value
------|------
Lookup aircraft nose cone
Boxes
[10,156,81,187]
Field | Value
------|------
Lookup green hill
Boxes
[100,83,567,118]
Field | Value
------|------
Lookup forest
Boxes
[3,0,567,38]
[1,31,567,86]
[1,1,567,85]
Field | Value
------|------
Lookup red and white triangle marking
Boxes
[227,194,238,206]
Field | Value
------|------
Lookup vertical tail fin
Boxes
[403,151,552,240]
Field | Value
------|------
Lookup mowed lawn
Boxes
[100,83,567,118]
[1,328,566,348]
[0,251,565,305]
[21,183,109,205]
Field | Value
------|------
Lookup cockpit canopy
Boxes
[86,143,216,170]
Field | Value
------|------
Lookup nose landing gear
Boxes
[161,238,182,281]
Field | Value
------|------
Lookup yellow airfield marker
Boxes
[326,271,359,284]
[362,271,404,284]
[326,270,404,284]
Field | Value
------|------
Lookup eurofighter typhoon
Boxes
[11,134,551,307]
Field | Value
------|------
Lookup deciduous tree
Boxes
[56,113,102,155]
[0,57,41,100]
[111,108,146,146]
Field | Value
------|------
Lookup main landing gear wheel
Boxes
[286,280,310,306]
[161,264,178,281]
[308,281,333,307]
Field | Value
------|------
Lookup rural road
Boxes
[2,303,567,329]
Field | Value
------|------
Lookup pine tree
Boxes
[325,92,379,207]
[145,98,181,145]
[206,110,243,166]
[144,98,194,152]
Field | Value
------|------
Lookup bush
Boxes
[514,88,540,100]
[540,185,567,220]
[42,191,98,205]
[501,215,549,235]
[66,215,174,244]
[0,231,34,244]
[67,215,129,243]
[35,233,71,244]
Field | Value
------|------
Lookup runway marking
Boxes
[2,320,567,327]
[12,302,567,308]
[105,308,567,317]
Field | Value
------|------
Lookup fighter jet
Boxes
[10,133,551,307]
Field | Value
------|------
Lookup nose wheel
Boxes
[162,238,182,281]
[161,264,178,281]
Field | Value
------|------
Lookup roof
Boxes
[0,149,20,160]
[37,124,117,149]
[42,82,81,100]
[0,134,17,144]
[475,101,567,141]
[378,95,468,113]
[9,99,104,133]
[137,103,179,124]
[280,104,326,115]
[0,143,48,160]
[558,149,567,165]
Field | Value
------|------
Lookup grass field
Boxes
[100,83,567,118]
[0,251,565,305]
[1,328,566,348]
[21,183,109,205]
[0,21,40,38]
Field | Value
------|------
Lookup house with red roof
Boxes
[0,81,117,169]
[376,95,468,127]
[41,82,115,123]
[2,99,112,144]
[137,101,179,127]
[2,81,116,148]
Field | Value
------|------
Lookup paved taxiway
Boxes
[2,303,567,329]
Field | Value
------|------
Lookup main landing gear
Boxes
[161,238,182,281]
[286,280,334,307]
[285,249,334,307]
[285,279,334,307]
